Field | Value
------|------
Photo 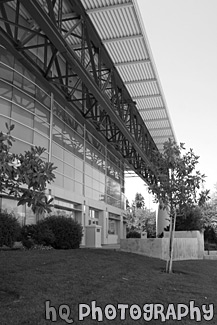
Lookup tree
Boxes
[0,123,56,215]
[134,192,145,209]
[200,186,217,247]
[149,139,208,273]
[126,193,156,237]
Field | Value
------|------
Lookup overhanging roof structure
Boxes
[81,0,176,152]
[0,0,174,186]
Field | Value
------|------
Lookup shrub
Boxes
[164,206,205,232]
[204,225,217,244]
[40,216,83,249]
[126,230,141,238]
[0,210,21,247]
[21,223,55,248]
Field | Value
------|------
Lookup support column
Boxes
[98,209,108,245]
[81,201,87,246]
[119,215,124,240]
[156,204,170,236]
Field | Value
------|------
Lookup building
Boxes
[0,0,176,245]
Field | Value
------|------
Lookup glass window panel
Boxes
[99,173,105,184]
[0,98,11,117]
[23,68,36,84]
[92,190,100,201]
[63,128,75,154]
[85,186,92,199]
[14,60,25,75]
[0,62,13,82]
[52,157,63,173]
[54,172,64,188]
[34,116,50,137]
[75,170,82,183]
[12,88,34,111]
[41,151,48,162]
[23,77,36,96]
[12,121,33,143]
[0,80,12,100]
[0,48,14,67]
[64,150,74,165]
[75,157,83,171]
[52,142,63,160]
[64,177,74,192]
[35,87,50,108]
[35,101,49,123]
[85,175,92,187]
[93,170,100,181]
[13,71,23,89]
[92,179,99,191]
[34,132,49,150]
[85,164,92,177]
[64,163,74,179]
[53,115,64,133]
[10,139,31,155]
[53,128,63,148]
[99,183,105,193]
[75,182,82,195]
[11,104,34,128]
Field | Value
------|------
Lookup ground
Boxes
[0,248,216,324]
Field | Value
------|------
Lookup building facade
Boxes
[0,46,127,246]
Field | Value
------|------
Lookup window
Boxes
[11,104,34,128]
[108,220,116,235]
[0,98,11,117]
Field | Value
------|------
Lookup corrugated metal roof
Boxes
[81,0,176,151]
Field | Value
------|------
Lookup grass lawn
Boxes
[0,248,216,325]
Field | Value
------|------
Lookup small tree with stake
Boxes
[0,123,56,216]
[149,139,208,273]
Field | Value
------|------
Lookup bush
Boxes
[21,223,55,248]
[40,216,83,249]
[204,225,217,244]
[164,206,205,232]
[126,230,141,238]
[0,210,21,247]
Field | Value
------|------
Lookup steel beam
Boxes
[125,78,157,85]
[132,94,161,100]
[103,34,143,44]
[86,2,133,14]
[0,0,161,185]
[115,59,150,67]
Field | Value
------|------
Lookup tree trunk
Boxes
[166,210,177,273]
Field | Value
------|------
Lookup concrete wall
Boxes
[120,238,164,259]
[120,231,204,261]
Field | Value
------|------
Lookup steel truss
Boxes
[0,0,160,186]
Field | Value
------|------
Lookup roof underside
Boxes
[81,0,176,151]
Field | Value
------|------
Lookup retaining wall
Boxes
[120,231,204,260]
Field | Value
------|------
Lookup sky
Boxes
[125,0,217,207]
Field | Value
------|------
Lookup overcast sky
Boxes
[125,0,217,206]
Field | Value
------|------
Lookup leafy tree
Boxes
[149,139,208,273]
[199,186,217,246]
[133,192,145,209]
[126,193,156,237]
[0,123,56,215]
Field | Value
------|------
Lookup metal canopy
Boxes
[0,0,171,186]
[81,0,176,152]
